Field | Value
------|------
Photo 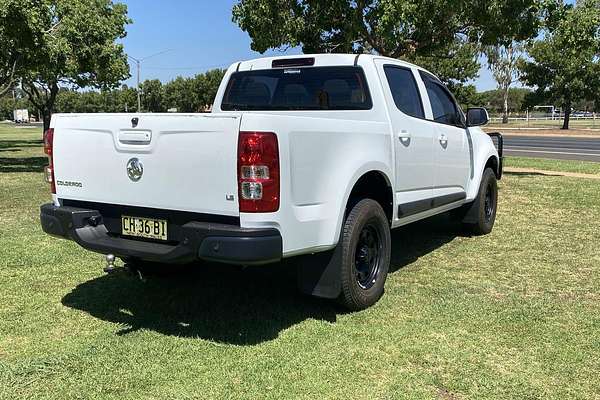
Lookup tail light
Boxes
[237,131,279,212]
[43,128,56,194]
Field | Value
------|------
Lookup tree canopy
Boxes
[232,0,543,57]
[0,0,131,129]
[485,42,525,123]
[519,0,600,129]
[0,0,45,96]
[232,0,548,101]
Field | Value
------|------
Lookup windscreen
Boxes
[221,66,372,111]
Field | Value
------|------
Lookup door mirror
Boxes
[466,107,489,127]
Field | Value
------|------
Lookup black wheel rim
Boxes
[484,183,495,223]
[354,222,383,290]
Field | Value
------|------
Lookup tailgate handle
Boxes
[119,130,152,145]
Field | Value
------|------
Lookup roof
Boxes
[234,53,423,72]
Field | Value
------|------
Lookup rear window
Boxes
[221,66,372,111]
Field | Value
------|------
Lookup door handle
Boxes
[438,134,448,148]
[119,130,152,145]
[398,130,411,146]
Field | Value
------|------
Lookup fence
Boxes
[488,114,598,129]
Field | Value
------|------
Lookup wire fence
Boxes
[488,114,599,129]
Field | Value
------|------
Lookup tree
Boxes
[164,77,196,112]
[481,87,532,114]
[6,0,131,130]
[140,79,165,113]
[0,0,44,96]
[452,85,487,110]
[232,0,543,58]
[0,91,30,120]
[116,85,139,113]
[485,42,524,123]
[408,38,480,81]
[520,0,600,129]
[194,69,226,110]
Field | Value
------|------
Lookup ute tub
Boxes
[40,204,282,265]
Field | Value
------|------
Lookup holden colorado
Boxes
[41,54,503,310]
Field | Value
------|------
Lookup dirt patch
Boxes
[437,388,461,400]
[505,167,600,179]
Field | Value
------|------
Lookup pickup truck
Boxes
[40,54,503,310]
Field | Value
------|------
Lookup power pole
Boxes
[136,58,141,112]
[127,49,172,113]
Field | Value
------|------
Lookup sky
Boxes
[120,0,498,91]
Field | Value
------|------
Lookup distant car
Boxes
[40,54,503,310]
[572,111,593,117]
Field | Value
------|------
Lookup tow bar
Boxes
[103,254,146,281]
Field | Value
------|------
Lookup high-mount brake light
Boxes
[237,131,279,213]
[43,128,56,194]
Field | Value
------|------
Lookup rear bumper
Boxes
[40,204,282,265]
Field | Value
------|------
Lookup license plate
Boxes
[121,216,168,241]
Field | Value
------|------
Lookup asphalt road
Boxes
[502,135,600,162]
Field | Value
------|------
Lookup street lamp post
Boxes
[127,49,172,113]
[127,56,142,112]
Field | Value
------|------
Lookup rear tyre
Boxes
[337,199,391,311]
[463,168,498,235]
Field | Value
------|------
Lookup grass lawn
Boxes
[1,125,599,399]
[505,156,600,175]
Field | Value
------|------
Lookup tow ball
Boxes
[103,254,118,273]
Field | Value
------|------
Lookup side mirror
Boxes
[466,107,489,127]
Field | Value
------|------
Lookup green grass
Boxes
[505,156,600,175]
[1,125,600,399]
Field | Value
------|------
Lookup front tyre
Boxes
[338,199,391,311]
[464,168,498,235]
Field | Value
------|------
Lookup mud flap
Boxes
[461,199,480,224]
[296,243,343,299]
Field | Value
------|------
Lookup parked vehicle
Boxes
[40,54,503,310]
[13,109,29,123]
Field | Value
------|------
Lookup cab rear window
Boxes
[221,66,372,111]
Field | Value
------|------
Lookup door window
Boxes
[420,72,464,127]
[383,66,424,118]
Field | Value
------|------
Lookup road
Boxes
[502,135,600,162]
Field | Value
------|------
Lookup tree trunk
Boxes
[42,83,59,132]
[562,101,571,130]
[42,111,52,132]
[21,80,59,132]
[502,86,509,124]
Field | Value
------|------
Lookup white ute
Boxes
[41,54,503,310]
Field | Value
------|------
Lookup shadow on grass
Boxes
[0,139,45,172]
[0,156,47,173]
[0,139,43,150]
[389,213,464,272]
[504,171,562,178]
[61,214,462,345]
[62,261,339,345]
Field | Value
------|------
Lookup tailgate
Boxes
[52,113,241,216]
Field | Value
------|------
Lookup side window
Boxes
[383,66,424,118]
[420,72,464,127]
